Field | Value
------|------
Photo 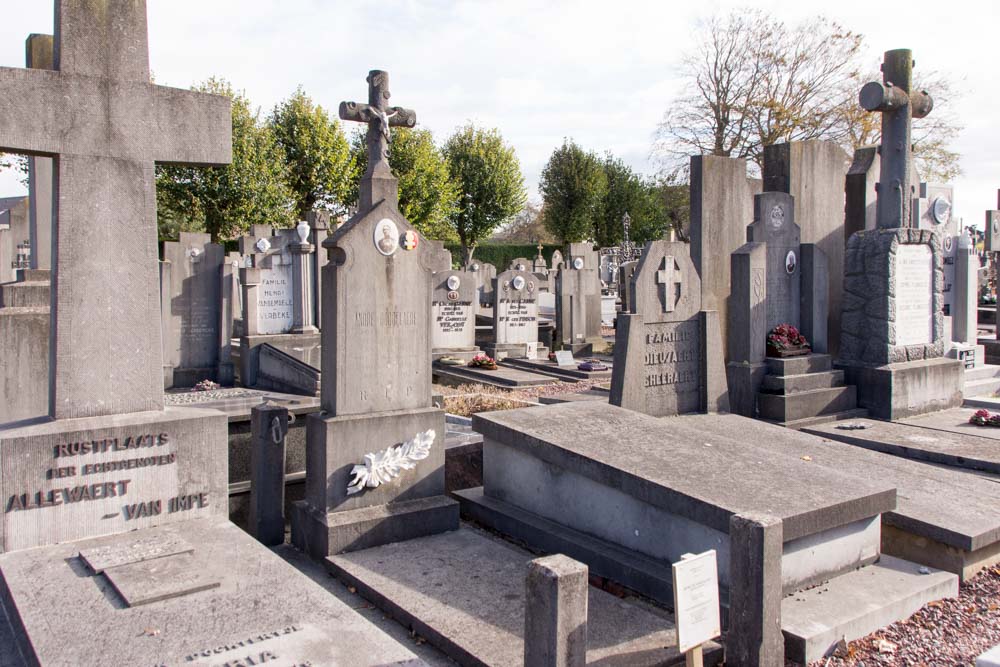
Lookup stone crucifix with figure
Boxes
[839,48,961,420]
[0,0,231,419]
[339,70,417,211]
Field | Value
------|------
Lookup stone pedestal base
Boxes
[291,406,458,559]
[841,357,962,421]
[726,361,767,417]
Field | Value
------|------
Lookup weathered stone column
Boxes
[159,258,173,389]
[307,211,330,327]
[240,266,262,337]
[953,231,978,346]
[217,254,239,385]
[26,33,54,272]
[250,403,289,546]
[524,554,588,667]
[290,221,318,334]
[727,513,783,667]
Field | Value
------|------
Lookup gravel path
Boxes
[805,566,1000,666]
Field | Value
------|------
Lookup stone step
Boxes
[775,408,870,431]
[761,369,845,393]
[964,377,1000,398]
[758,385,857,423]
[782,555,958,663]
[765,353,832,376]
[965,364,1000,382]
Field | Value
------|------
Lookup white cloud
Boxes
[0,0,997,221]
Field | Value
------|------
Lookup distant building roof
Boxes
[0,196,28,215]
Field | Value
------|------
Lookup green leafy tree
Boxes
[539,139,607,244]
[347,127,458,242]
[269,87,352,218]
[156,78,294,241]
[443,123,526,263]
[599,155,656,247]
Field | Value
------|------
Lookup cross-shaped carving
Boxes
[340,70,416,211]
[859,49,933,229]
[656,255,683,313]
[0,1,232,419]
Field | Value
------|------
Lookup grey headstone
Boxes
[494,268,540,348]
[508,256,531,272]
[555,263,602,350]
[524,554,588,667]
[25,33,54,272]
[728,243,767,365]
[467,260,497,307]
[550,250,564,272]
[0,1,232,419]
[747,192,800,335]
[763,140,849,356]
[690,155,760,360]
[726,513,784,666]
[161,232,224,388]
[250,403,288,547]
[564,242,598,271]
[953,231,977,345]
[432,269,477,353]
[913,183,957,323]
[610,239,729,416]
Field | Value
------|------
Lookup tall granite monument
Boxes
[839,49,962,419]
[292,70,459,558]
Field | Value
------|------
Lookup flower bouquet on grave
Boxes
[192,379,221,392]
[468,353,498,371]
[766,324,811,358]
[578,358,608,372]
[968,409,1000,427]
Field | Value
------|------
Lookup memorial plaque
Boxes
[257,261,294,335]
[79,533,192,573]
[433,301,474,347]
[494,270,539,346]
[671,550,721,654]
[554,350,575,367]
[894,245,933,346]
[642,320,703,416]
[104,551,220,607]
[182,624,347,667]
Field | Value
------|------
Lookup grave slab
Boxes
[502,356,613,381]
[687,415,1000,581]
[326,526,723,667]
[781,555,957,663]
[0,518,424,666]
[803,415,1000,475]
[432,362,559,389]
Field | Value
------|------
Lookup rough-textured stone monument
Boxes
[291,69,458,558]
[610,239,729,416]
[487,267,541,359]
[25,33,54,273]
[160,232,227,388]
[839,48,962,419]
[556,241,604,354]
[0,6,424,665]
[0,269,49,424]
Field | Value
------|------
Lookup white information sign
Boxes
[672,550,721,654]
[894,245,933,346]
[554,350,575,367]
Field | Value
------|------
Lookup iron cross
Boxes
[858,49,933,229]
[657,255,683,313]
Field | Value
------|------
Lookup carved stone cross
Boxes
[859,49,933,229]
[657,255,683,313]
[0,0,232,419]
[339,70,416,211]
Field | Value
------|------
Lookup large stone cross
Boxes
[657,255,682,313]
[0,1,232,420]
[859,48,933,229]
[339,70,416,212]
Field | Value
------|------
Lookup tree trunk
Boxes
[461,244,475,267]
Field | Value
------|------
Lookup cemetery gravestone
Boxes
[610,239,729,416]
[291,69,458,559]
[432,269,480,361]
[0,197,28,285]
[0,5,423,665]
[509,256,531,272]
[160,232,225,388]
[839,49,962,419]
[487,268,541,360]
[556,242,604,355]
[467,259,497,309]
[533,244,548,274]
[986,193,1000,360]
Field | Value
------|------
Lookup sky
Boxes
[1,0,998,224]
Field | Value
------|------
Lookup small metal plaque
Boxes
[79,534,194,574]
[104,552,219,607]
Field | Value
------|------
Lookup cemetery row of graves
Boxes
[3,3,1000,666]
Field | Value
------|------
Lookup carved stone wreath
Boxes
[346,430,435,495]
